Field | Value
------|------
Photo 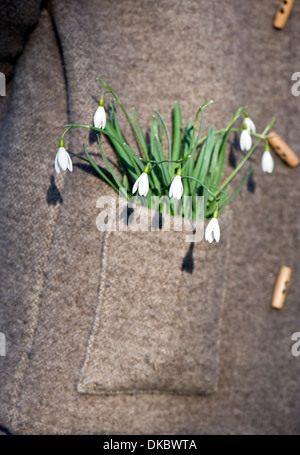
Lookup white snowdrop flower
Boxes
[261,146,274,173]
[132,164,150,197]
[205,210,220,244]
[169,168,183,200]
[54,139,72,174]
[243,114,256,134]
[93,96,106,129]
[239,125,252,151]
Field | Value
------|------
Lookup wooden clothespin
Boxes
[271,266,292,309]
[273,0,295,29]
[268,131,300,167]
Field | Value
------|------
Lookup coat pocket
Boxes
[77,208,232,395]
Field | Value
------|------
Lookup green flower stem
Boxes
[97,135,124,189]
[141,155,190,166]
[171,102,182,168]
[210,185,226,194]
[68,149,122,196]
[61,126,72,139]
[63,122,111,139]
[230,127,273,139]
[219,119,275,191]
[153,109,172,169]
[63,123,142,171]
[64,123,105,133]
[83,144,120,194]
[196,106,247,147]
[96,78,148,159]
[196,124,271,147]
[225,106,247,132]
[196,128,227,146]
[146,156,191,176]
[216,165,253,216]
[188,101,214,168]
[68,150,89,162]
[181,176,220,201]
[191,102,213,139]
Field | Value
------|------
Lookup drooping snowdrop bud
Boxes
[243,112,256,134]
[169,167,183,200]
[205,209,220,244]
[93,95,106,129]
[54,138,73,174]
[132,163,150,197]
[261,142,274,173]
[239,123,252,151]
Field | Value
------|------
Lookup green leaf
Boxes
[211,130,229,187]
[112,100,125,142]
[209,133,223,182]
[190,126,215,194]
[106,120,144,174]
[171,102,182,170]
[97,135,124,190]
[97,78,149,158]
[209,106,246,187]
[122,173,130,191]
[181,119,195,196]
[226,106,247,132]
[188,100,213,171]
[218,165,253,214]
[198,126,215,182]
[182,119,194,166]
[154,109,172,170]
[155,136,171,186]
[83,144,119,193]
[104,120,140,180]
[150,117,162,193]
[150,114,171,187]
[65,121,144,178]
[132,107,149,160]
[203,173,212,212]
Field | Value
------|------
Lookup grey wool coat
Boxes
[0,0,300,434]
